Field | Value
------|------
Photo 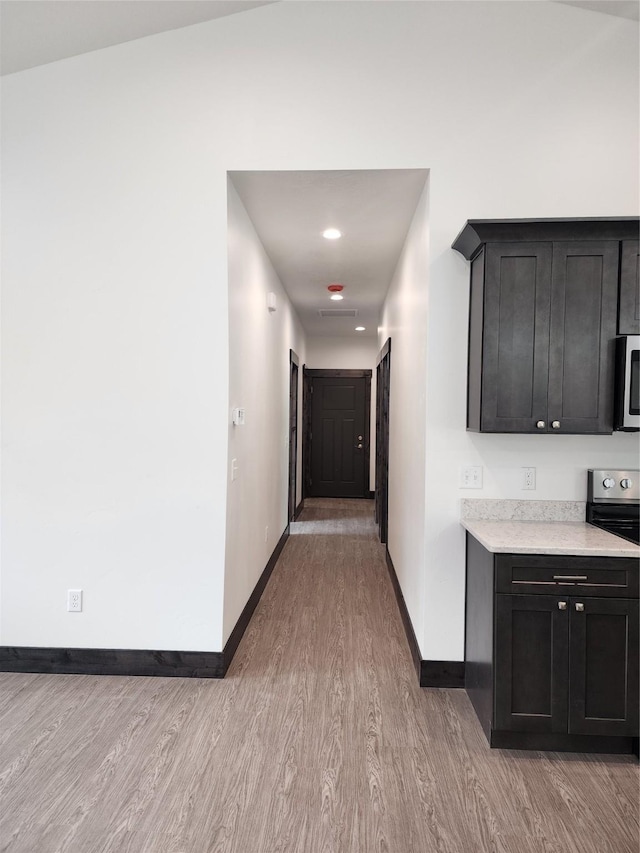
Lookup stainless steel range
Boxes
[587,469,640,546]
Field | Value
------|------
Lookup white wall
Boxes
[306,335,379,488]
[305,336,379,372]
[2,1,637,655]
[379,178,430,646]
[1,46,230,651]
[225,179,306,643]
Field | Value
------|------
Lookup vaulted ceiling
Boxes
[1,1,637,76]
[2,0,636,339]
[0,1,276,76]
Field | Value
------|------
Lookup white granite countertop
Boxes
[462,519,640,558]
[461,498,585,522]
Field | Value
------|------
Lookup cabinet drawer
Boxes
[495,555,639,598]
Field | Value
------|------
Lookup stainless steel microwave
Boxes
[615,335,640,431]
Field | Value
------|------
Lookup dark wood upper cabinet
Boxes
[474,242,552,432]
[619,239,640,334]
[547,241,618,434]
[453,218,639,434]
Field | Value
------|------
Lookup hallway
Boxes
[0,499,637,852]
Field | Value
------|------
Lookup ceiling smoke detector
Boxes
[328,283,344,302]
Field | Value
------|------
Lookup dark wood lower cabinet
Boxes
[495,594,638,739]
[466,534,639,753]
[569,596,639,737]
[495,594,568,734]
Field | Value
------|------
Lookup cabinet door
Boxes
[494,595,568,733]
[481,243,552,432]
[569,597,639,737]
[619,239,639,335]
[547,241,618,434]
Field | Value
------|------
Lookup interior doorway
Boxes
[375,338,391,543]
[288,349,300,521]
[303,368,371,498]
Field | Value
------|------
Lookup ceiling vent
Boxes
[318,308,358,318]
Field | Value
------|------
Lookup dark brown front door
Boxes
[305,370,370,498]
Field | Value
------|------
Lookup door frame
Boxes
[288,349,300,521]
[375,338,391,543]
[302,368,371,499]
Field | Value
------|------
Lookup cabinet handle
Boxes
[551,420,561,429]
[536,420,546,430]
[575,602,585,612]
[553,575,587,581]
[558,601,567,610]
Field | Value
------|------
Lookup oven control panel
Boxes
[588,469,640,502]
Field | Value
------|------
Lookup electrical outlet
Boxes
[460,466,483,489]
[522,467,536,490]
[67,589,83,612]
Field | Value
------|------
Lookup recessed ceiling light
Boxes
[330,294,344,301]
[322,228,342,240]
[355,326,365,332]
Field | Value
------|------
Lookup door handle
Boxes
[355,444,363,449]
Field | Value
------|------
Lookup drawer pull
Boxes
[552,575,587,581]
[558,601,567,610]
[512,580,556,585]
[575,602,585,612]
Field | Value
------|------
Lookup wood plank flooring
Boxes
[1,498,637,852]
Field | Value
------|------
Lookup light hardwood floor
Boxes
[0,498,638,852]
